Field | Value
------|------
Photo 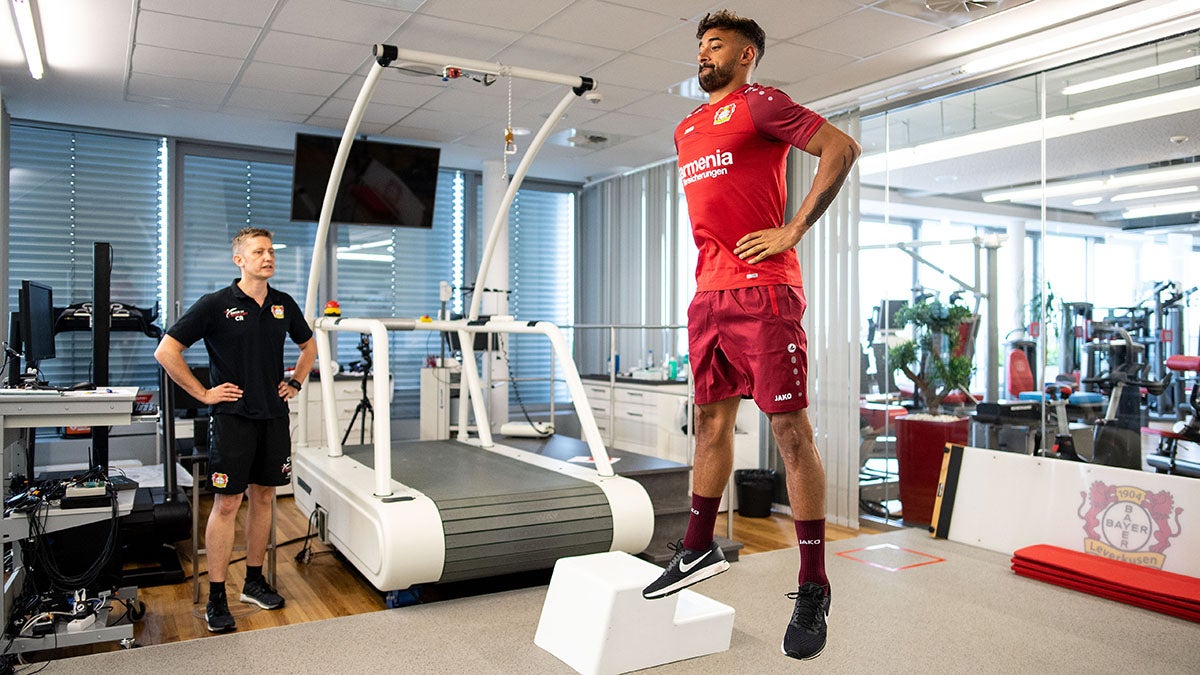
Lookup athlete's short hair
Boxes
[232,227,273,255]
[697,10,766,66]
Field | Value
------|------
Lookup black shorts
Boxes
[208,414,292,494]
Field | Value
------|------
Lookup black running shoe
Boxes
[240,577,285,610]
[205,594,236,633]
[782,582,830,660]
[642,539,730,599]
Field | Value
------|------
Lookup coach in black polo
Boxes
[155,226,316,634]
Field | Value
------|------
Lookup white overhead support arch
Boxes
[299,45,614,488]
[302,44,596,323]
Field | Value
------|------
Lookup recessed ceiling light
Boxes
[1122,199,1200,219]
[1062,55,1200,96]
[1072,197,1103,206]
[1111,185,1198,202]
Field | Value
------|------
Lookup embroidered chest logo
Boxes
[224,307,248,322]
[272,304,285,319]
[713,103,736,126]
[1078,481,1183,569]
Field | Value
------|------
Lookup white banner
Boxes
[938,447,1197,577]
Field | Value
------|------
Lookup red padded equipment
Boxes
[1006,349,1034,398]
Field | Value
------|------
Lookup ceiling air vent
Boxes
[925,1,1002,12]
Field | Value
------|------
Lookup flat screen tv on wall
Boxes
[291,133,441,228]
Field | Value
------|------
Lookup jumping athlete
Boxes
[155,227,316,633]
[640,10,861,661]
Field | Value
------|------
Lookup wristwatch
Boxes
[287,378,303,391]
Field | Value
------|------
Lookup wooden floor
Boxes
[36,494,885,659]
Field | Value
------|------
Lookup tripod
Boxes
[342,335,374,446]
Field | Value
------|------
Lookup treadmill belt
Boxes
[345,440,614,582]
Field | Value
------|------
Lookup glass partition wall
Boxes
[857,29,1200,526]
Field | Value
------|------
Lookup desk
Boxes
[0,387,139,653]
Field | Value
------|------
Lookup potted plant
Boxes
[887,297,977,527]
[888,297,976,412]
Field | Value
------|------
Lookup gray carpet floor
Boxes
[45,528,1197,673]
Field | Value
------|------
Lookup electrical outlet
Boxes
[315,506,329,544]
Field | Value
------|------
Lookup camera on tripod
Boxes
[347,335,373,374]
[342,335,375,446]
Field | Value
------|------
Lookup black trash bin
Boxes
[734,468,776,518]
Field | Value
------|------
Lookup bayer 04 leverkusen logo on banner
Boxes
[1078,481,1183,569]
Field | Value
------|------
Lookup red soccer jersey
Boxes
[675,83,826,291]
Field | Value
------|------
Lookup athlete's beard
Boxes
[698,61,735,93]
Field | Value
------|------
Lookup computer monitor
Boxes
[17,280,57,376]
[171,365,211,416]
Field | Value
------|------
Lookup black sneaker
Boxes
[240,577,285,610]
[205,594,236,633]
[782,582,830,660]
[641,539,730,599]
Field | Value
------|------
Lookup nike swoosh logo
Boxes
[678,549,712,573]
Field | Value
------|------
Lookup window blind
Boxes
[335,169,459,417]
[177,153,312,369]
[507,187,576,405]
[7,124,164,388]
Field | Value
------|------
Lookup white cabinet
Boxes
[581,380,691,464]
[288,375,392,448]
[582,378,764,473]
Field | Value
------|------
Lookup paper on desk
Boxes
[568,456,620,464]
[115,463,194,488]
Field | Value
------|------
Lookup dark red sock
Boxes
[795,518,829,588]
[682,493,722,551]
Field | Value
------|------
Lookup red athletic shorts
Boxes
[688,285,809,413]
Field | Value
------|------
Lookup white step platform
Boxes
[534,551,735,675]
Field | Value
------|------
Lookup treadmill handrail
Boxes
[310,316,615,491]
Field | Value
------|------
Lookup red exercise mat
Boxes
[1013,566,1200,622]
[1011,561,1200,616]
[1011,544,1200,623]
[1013,544,1200,604]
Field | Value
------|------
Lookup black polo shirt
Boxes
[167,280,313,419]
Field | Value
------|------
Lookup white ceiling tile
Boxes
[222,105,312,124]
[254,31,373,72]
[416,0,575,32]
[493,34,621,79]
[270,0,413,43]
[511,96,606,133]
[728,0,866,42]
[335,74,447,108]
[394,107,494,135]
[306,116,394,136]
[239,62,351,96]
[588,54,696,94]
[312,98,415,126]
[135,11,261,58]
[797,8,944,59]
[631,22,701,64]
[580,110,667,136]
[381,123,463,144]
[533,0,684,51]
[420,85,539,118]
[755,42,857,86]
[131,44,243,83]
[127,73,231,105]
[125,94,222,113]
[565,82,646,112]
[617,91,699,122]
[600,0,720,22]
[385,13,523,61]
[139,0,277,27]
[225,86,327,115]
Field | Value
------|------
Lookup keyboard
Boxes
[133,402,159,416]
